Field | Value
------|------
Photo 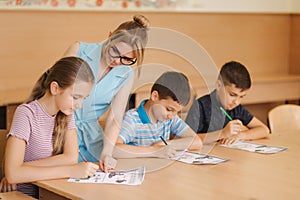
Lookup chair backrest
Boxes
[268,104,300,133]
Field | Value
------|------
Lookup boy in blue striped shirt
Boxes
[113,71,202,159]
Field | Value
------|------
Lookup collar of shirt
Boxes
[137,99,151,124]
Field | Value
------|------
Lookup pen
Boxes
[78,150,87,162]
[160,136,168,145]
[220,107,233,121]
[78,150,92,179]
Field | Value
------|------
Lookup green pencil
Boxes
[220,107,233,121]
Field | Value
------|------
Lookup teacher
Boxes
[63,14,150,171]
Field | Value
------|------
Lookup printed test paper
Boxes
[68,166,145,185]
[220,141,287,154]
[172,151,228,165]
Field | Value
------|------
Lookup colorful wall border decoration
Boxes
[0,0,298,13]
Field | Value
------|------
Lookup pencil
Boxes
[220,107,233,121]
[78,150,92,178]
[160,136,168,145]
[78,150,87,162]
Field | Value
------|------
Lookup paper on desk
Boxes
[68,166,145,185]
[220,141,287,154]
[172,151,228,165]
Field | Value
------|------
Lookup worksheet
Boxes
[68,166,145,185]
[220,141,287,154]
[173,151,228,165]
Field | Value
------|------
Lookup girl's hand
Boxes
[70,162,99,179]
[222,120,243,138]
[0,176,16,193]
[99,155,117,172]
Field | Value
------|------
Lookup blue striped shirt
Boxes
[119,100,188,146]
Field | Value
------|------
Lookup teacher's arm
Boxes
[100,76,134,171]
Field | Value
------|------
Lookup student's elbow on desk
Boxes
[246,118,271,139]
[261,125,271,137]
[190,135,203,150]
[237,129,268,143]
[243,128,270,141]
[6,177,19,185]
[264,120,270,133]
[5,167,22,184]
[5,161,28,184]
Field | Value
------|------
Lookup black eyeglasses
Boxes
[108,45,137,66]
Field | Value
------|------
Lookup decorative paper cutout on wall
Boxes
[0,0,193,11]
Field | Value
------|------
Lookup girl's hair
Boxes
[27,56,94,155]
[104,14,150,69]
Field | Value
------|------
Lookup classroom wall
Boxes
[179,0,293,13]
[0,11,298,90]
[1,10,299,125]
[290,14,300,74]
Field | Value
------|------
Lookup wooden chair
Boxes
[268,104,300,133]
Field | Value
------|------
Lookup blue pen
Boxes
[160,136,168,145]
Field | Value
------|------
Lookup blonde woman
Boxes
[63,14,150,171]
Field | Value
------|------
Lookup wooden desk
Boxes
[0,191,36,200]
[35,130,300,200]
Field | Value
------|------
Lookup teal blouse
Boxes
[75,42,134,161]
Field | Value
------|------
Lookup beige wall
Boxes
[290,14,300,74]
[0,11,299,91]
[0,10,299,124]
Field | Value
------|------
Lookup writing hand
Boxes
[71,162,99,179]
[222,119,243,137]
[153,145,176,159]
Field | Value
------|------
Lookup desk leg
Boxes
[39,187,70,200]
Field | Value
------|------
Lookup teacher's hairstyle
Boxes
[27,56,94,155]
[104,14,150,68]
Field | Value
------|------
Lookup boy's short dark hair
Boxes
[218,61,251,90]
[151,71,191,106]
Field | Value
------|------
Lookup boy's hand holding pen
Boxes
[219,107,243,141]
[159,136,176,159]
[159,136,168,146]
